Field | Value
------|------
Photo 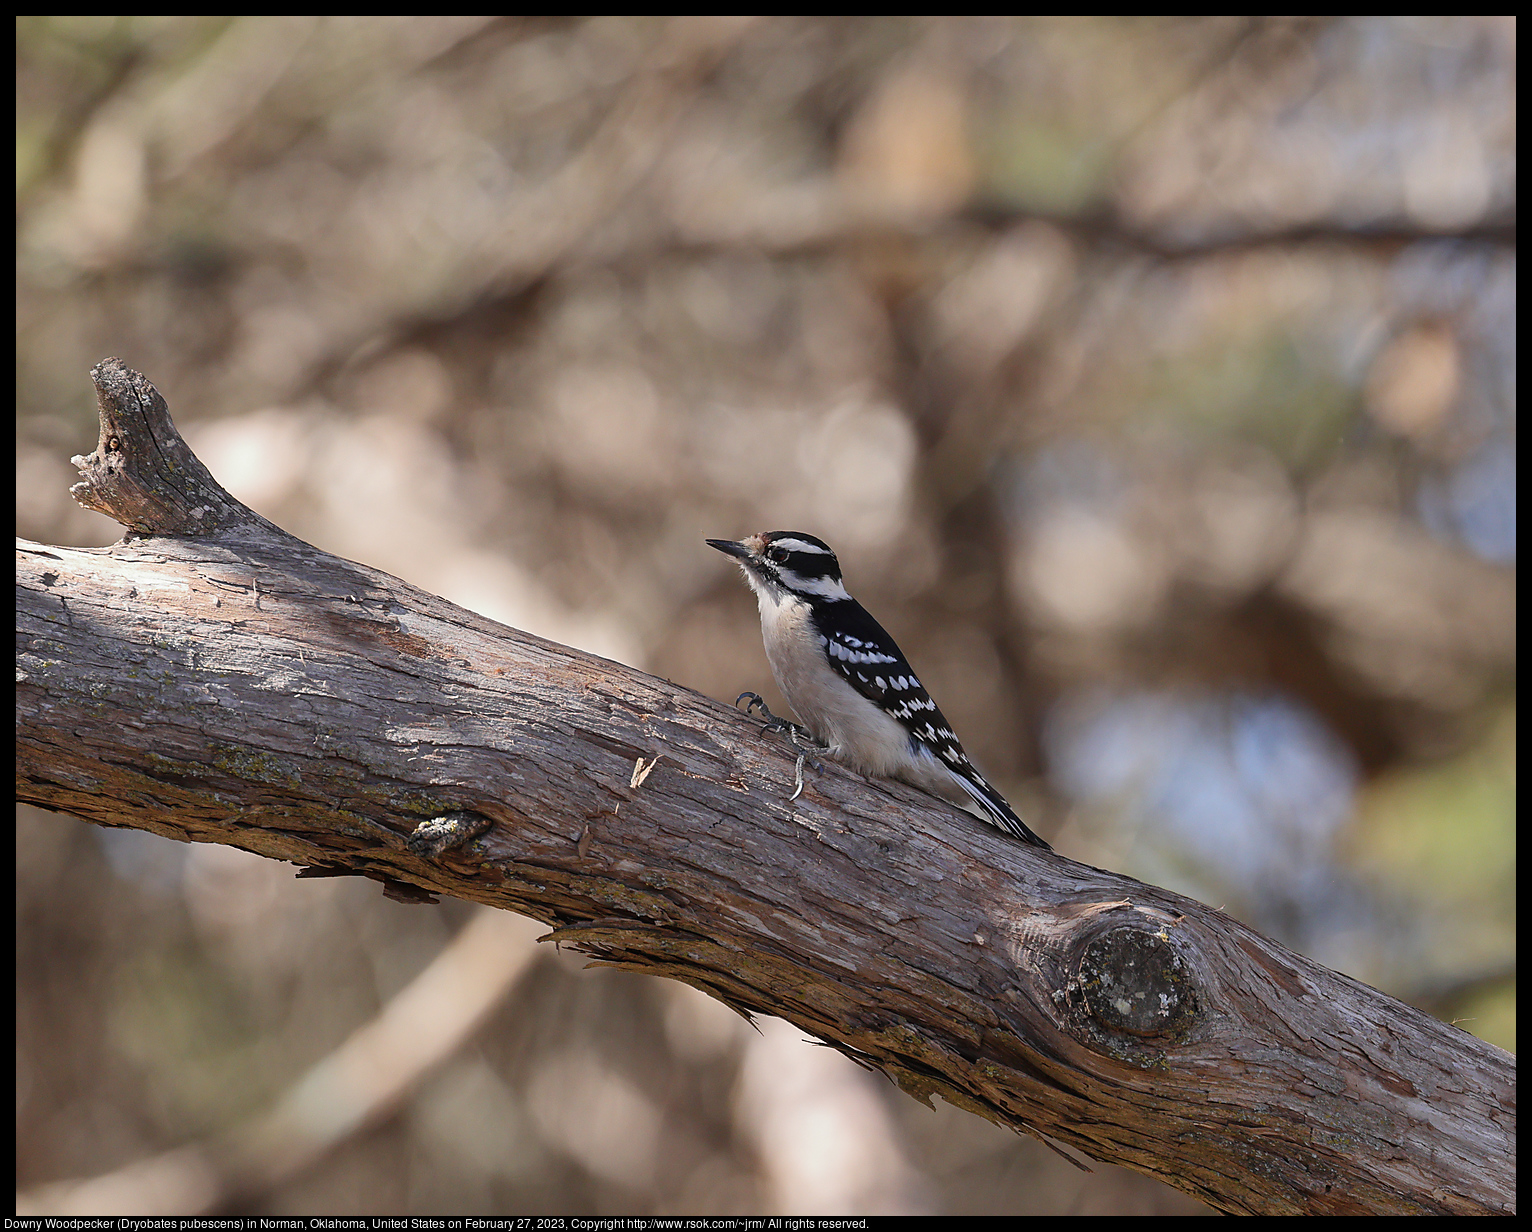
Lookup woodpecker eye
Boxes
[767,547,789,564]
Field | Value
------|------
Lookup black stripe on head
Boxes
[760,531,840,582]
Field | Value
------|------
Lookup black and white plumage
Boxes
[707,531,1051,849]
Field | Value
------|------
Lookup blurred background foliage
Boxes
[16,15,1514,1217]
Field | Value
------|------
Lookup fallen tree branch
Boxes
[16,359,1515,1215]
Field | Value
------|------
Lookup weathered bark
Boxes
[15,359,1515,1215]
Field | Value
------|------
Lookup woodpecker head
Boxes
[707,531,851,603]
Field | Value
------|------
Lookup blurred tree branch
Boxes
[16,907,547,1216]
[15,359,1514,1216]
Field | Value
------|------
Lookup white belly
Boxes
[755,590,918,779]
[746,582,986,820]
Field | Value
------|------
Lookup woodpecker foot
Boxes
[790,752,810,801]
[734,692,827,799]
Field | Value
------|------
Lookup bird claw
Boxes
[735,691,772,719]
[734,693,825,800]
[789,753,809,801]
[734,692,819,747]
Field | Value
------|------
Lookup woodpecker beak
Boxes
[706,537,753,561]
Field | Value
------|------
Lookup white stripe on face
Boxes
[778,568,850,601]
[770,537,832,555]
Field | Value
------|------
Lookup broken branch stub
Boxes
[69,357,278,537]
